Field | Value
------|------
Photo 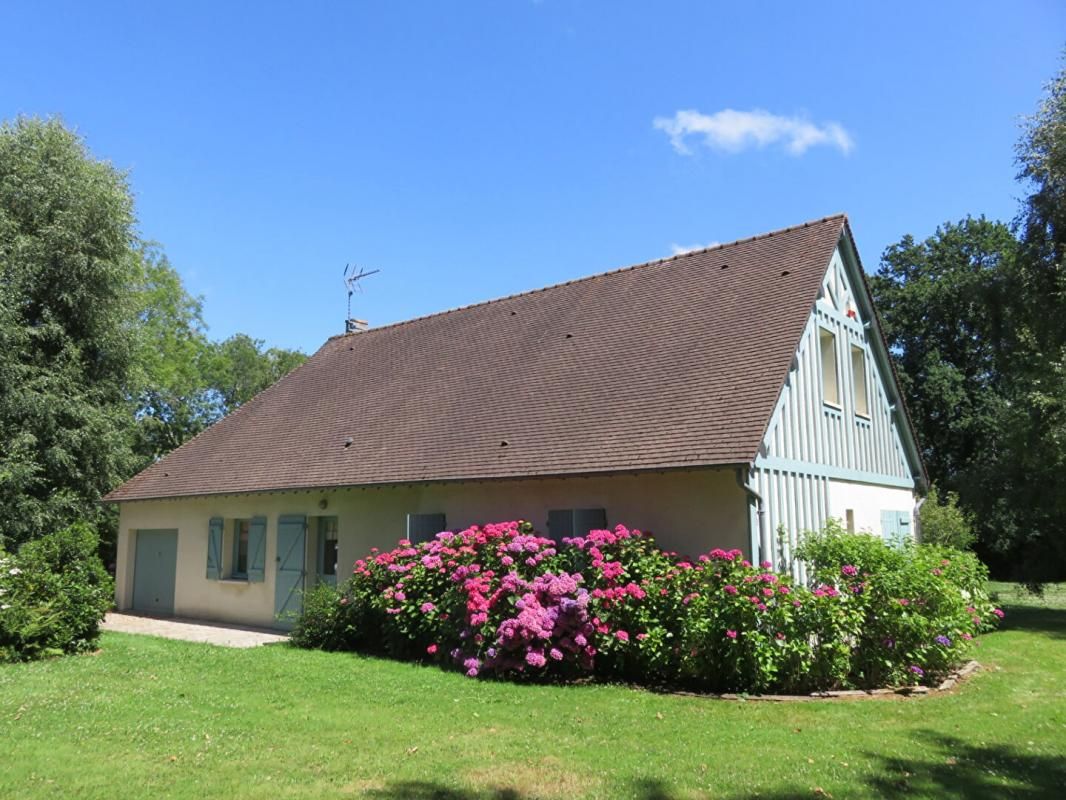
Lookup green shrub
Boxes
[920,485,976,550]
[296,520,1000,692]
[0,523,113,662]
[796,520,1000,687]
[289,581,371,651]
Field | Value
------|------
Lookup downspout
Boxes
[913,494,926,544]
[736,467,766,565]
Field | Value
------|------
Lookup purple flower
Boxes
[909,665,924,676]
[935,635,952,647]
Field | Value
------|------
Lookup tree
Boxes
[128,246,220,463]
[869,217,1018,489]
[871,61,1066,580]
[0,118,140,549]
[919,485,975,551]
[1004,60,1066,579]
[204,334,306,412]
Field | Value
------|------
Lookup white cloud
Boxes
[669,241,720,256]
[653,108,854,156]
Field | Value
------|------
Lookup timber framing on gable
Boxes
[741,220,927,578]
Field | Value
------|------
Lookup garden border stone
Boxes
[661,660,981,702]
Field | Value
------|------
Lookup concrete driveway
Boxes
[102,612,289,648]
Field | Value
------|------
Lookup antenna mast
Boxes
[343,264,380,333]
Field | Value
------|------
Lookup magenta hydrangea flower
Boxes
[420,602,435,613]
[726,630,737,639]
[841,564,858,577]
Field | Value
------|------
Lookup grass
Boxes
[1,584,1064,799]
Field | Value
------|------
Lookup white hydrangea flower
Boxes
[8,568,21,575]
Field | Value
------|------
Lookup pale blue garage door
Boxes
[133,529,178,616]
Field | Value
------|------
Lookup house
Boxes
[105,215,926,628]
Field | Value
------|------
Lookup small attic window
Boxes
[852,345,870,418]
[819,327,840,408]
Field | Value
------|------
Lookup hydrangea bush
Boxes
[292,519,1001,692]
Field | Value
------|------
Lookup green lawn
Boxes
[1,584,1064,799]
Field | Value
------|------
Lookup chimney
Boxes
[346,318,369,334]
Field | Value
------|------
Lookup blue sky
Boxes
[2,2,1063,354]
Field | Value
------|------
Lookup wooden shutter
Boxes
[896,511,912,543]
[574,508,607,537]
[406,513,446,545]
[879,510,897,543]
[248,516,267,582]
[548,510,573,541]
[206,517,223,580]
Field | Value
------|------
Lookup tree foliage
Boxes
[0,116,305,552]
[919,486,975,552]
[872,61,1066,580]
[0,118,140,548]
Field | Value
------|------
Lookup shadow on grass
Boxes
[363,732,1066,800]
[997,602,1066,639]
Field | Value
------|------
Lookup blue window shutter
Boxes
[207,517,223,580]
[406,513,446,544]
[248,516,267,582]
[879,510,897,543]
[896,511,912,543]
[574,508,607,537]
[548,510,573,541]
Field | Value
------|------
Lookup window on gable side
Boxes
[852,345,870,418]
[819,327,840,407]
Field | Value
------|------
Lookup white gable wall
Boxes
[746,243,920,578]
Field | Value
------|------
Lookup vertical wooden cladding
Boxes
[765,255,911,479]
[751,250,916,574]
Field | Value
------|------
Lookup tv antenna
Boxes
[343,264,380,331]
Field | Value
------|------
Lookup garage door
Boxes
[133,529,178,615]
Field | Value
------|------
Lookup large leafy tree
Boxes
[872,62,1066,579]
[1003,61,1066,579]
[0,117,307,553]
[128,246,220,463]
[0,118,140,548]
[204,333,307,412]
[871,217,1018,490]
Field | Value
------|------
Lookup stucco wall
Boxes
[116,468,747,628]
[826,479,915,537]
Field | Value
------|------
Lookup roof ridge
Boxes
[329,214,848,341]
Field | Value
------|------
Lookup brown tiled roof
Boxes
[105,215,849,502]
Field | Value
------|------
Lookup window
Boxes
[819,327,840,407]
[851,345,869,417]
[319,517,338,577]
[232,518,250,578]
[317,516,339,584]
[407,513,446,544]
[547,508,607,542]
[845,509,855,534]
[207,517,265,582]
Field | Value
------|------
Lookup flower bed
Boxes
[291,520,1001,693]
